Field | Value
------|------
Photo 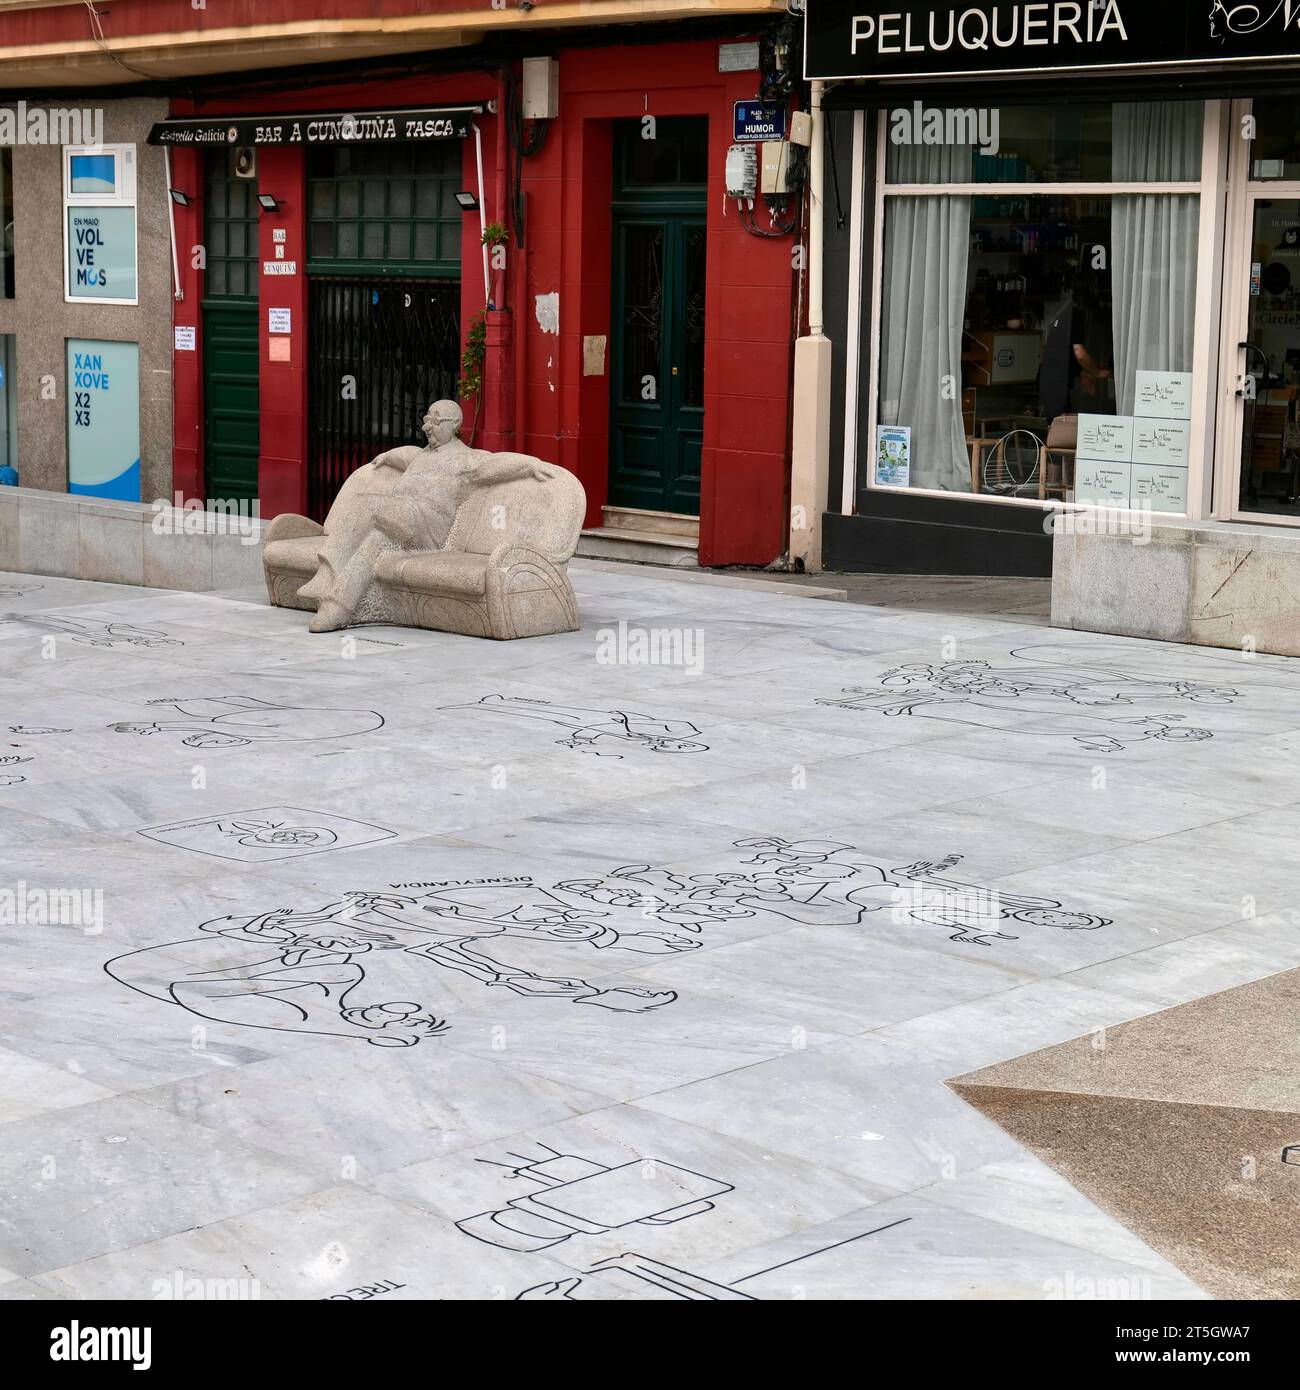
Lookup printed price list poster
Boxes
[1076,371,1191,512]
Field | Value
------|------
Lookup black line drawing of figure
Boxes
[453,1141,910,1301]
[602,836,1110,946]
[0,581,43,599]
[6,725,71,734]
[440,694,709,756]
[110,696,385,748]
[0,612,182,648]
[104,883,686,1045]
[105,837,1111,1041]
[818,644,1240,752]
[105,897,451,1048]
[0,753,31,785]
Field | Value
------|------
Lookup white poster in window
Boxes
[1075,461,1131,506]
[1134,370,1193,420]
[1130,464,1188,513]
[1132,417,1190,468]
[67,339,140,502]
[66,207,137,302]
[1078,414,1133,463]
[874,425,911,487]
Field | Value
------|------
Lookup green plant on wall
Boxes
[459,309,488,441]
[459,228,507,440]
[460,310,487,402]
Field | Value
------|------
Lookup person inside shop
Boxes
[1038,252,1113,434]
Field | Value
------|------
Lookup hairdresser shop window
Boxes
[874,101,1203,512]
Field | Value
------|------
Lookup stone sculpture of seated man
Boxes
[298,399,553,633]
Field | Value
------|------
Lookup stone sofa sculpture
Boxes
[262,461,404,614]
[262,401,586,640]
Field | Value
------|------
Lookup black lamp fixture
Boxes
[168,188,191,207]
[454,190,479,211]
[257,193,280,212]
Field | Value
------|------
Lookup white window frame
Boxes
[62,143,138,306]
[1215,97,1300,528]
[843,100,1228,522]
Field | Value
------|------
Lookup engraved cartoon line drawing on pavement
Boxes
[110,696,386,748]
[456,1144,734,1251]
[0,750,30,786]
[103,886,682,1047]
[0,612,183,648]
[439,694,708,755]
[137,806,396,862]
[104,837,1109,1047]
[453,1142,911,1301]
[817,642,1243,751]
[516,1217,913,1301]
[0,581,43,599]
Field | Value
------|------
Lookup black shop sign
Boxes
[147,107,476,147]
[804,1,1300,80]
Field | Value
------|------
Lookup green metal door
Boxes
[609,119,708,515]
[201,152,260,502]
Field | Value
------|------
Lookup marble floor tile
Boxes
[29,1184,589,1301]
[0,1096,327,1277]
[437,989,844,1103]
[909,1152,1201,1279]
[686,1196,1207,1301]
[132,1047,612,1181]
[636,1035,1029,1193]
[621,923,1036,1034]
[0,1046,117,1123]
[4,565,1299,1299]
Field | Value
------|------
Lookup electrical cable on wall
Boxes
[81,0,159,84]
[502,64,550,249]
[733,12,807,241]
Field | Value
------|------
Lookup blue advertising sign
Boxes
[67,339,140,501]
[67,206,137,301]
[733,101,787,143]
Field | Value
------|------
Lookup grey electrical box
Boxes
[761,140,790,194]
[521,57,559,120]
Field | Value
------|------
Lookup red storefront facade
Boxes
[22,11,799,568]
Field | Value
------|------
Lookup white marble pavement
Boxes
[3,562,1296,1301]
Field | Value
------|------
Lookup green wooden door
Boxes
[609,119,708,515]
[202,153,260,502]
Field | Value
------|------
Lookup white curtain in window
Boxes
[879,141,972,490]
[1111,102,1202,415]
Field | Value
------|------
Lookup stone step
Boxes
[601,505,700,540]
[576,526,698,568]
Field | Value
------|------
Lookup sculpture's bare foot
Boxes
[309,600,351,633]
